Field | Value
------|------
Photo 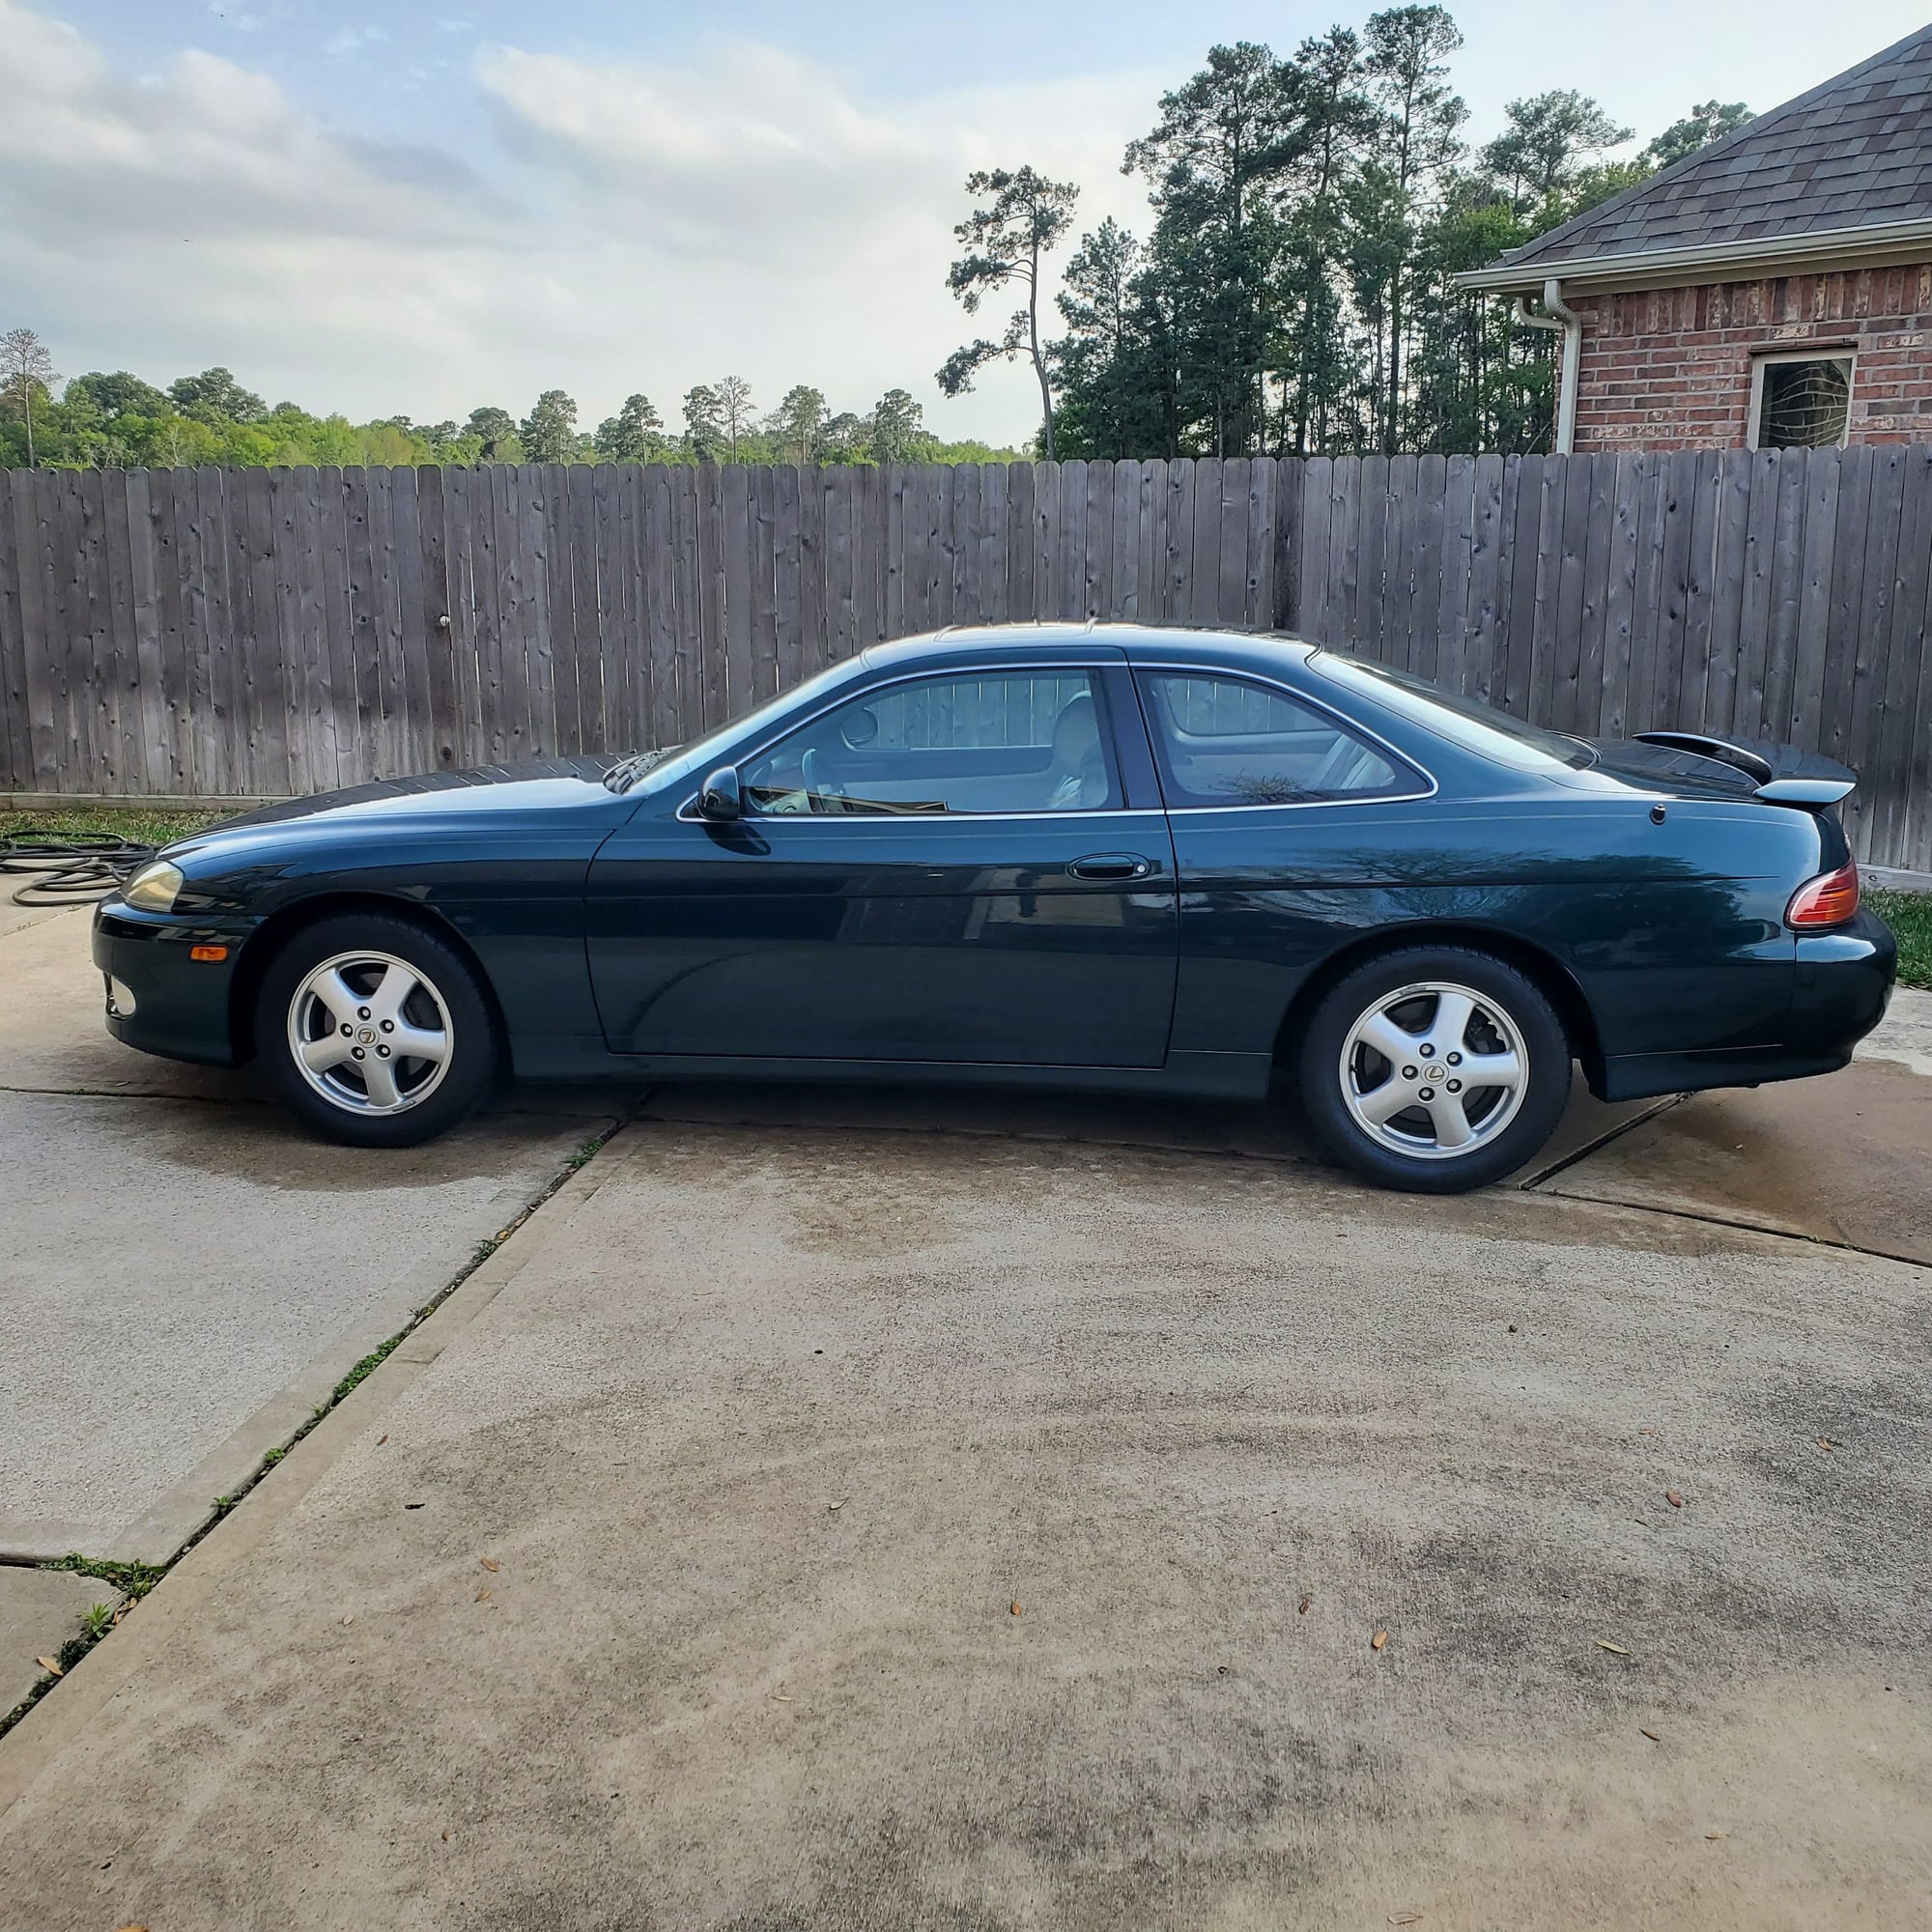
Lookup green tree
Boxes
[521,388,579,464]
[1277,26,1376,451]
[466,407,518,461]
[1048,220,1176,458]
[1357,5,1467,453]
[938,164,1080,459]
[768,384,828,465]
[714,377,754,460]
[167,366,268,423]
[1644,99,1752,169]
[66,370,168,421]
[1479,91,1634,209]
[683,384,723,460]
[868,387,928,463]
[1122,44,1303,458]
[595,393,664,463]
[1,328,60,468]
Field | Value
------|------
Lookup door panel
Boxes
[586,810,1178,1065]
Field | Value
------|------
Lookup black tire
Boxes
[1296,946,1571,1194]
[255,912,500,1148]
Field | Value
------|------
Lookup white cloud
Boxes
[0,2,1159,440]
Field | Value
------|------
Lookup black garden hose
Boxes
[0,838,158,907]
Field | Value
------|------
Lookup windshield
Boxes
[607,658,867,793]
[1308,652,1596,774]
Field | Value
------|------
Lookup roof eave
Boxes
[1456,218,1932,298]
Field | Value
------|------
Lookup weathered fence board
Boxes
[2,451,1930,867]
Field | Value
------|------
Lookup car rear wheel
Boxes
[1298,947,1572,1193]
[256,913,499,1147]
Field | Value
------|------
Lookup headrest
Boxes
[1051,691,1099,762]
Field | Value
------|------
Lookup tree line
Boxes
[940,10,1747,459]
[0,347,1021,473]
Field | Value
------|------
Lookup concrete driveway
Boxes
[1,895,1928,1925]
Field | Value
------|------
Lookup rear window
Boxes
[1307,653,1596,774]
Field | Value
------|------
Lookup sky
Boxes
[6,0,1929,444]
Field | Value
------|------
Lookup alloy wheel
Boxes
[1338,980,1529,1161]
[286,950,455,1117]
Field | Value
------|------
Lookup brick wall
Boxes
[1564,262,1932,450]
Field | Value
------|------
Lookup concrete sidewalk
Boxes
[2,1121,1926,1929]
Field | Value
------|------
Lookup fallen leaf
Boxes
[1390,1915,1424,1925]
[1705,1832,1727,1842]
[827,1499,846,1513]
[1010,1602,1023,1617]
[341,1615,355,1627]
[1816,1438,1834,1452]
[475,1588,492,1604]
[1298,1596,1313,1615]
[1666,1492,1684,1509]
[35,1656,62,1677]
[1595,1640,1631,1656]
[479,1556,499,1573]
[1639,1728,1661,1742]
[771,1692,793,1703]
[376,1434,388,1446]
[1371,1630,1389,1651]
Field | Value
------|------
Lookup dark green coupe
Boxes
[93,625,1895,1192]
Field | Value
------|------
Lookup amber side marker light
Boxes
[189,944,229,962]
[1787,860,1860,929]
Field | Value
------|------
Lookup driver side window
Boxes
[741,669,1119,815]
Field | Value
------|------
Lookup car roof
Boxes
[861,622,1321,675]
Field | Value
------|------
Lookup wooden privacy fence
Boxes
[2,448,1930,868]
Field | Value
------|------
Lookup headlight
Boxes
[123,861,185,913]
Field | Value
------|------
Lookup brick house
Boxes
[1460,25,1932,453]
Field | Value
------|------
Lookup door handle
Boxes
[1068,852,1156,882]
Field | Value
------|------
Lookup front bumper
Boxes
[92,903,248,1066]
[1596,908,1897,1101]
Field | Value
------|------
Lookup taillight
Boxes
[1787,860,1860,929]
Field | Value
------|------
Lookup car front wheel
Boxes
[256,913,499,1148]
[1298,947,1572,1193]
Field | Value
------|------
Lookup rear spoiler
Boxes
[1633,731,1855,809]
[1754,778,1856,808]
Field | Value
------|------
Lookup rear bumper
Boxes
[92,904,246,1067]
[1595,909,1896,1101]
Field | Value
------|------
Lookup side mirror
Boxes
[696,765,742,822]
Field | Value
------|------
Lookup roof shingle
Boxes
[1496,26,1932,270]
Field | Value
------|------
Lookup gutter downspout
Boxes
[1513,276,1582,455]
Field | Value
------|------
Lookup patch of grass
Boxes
[43,1553,165,1600]
[1867,888,1932,990]
[329,1334,405,1408]
[0,805,231,849]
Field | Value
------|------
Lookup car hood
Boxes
[166,755,630,860]
[211,755,620,828]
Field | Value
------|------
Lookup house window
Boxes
[1748,350,1855,449]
